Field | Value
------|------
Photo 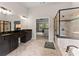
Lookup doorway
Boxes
[36,18,49,40]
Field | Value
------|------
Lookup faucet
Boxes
[66,45,78,52]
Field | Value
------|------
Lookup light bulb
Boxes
[2,10,7,14]
[6,11,12,15]
[0,8,2,13]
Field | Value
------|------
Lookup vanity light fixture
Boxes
[20,16,27,20]
[0,6,12,15]
[6,10,12,15]
[0,8,2,13]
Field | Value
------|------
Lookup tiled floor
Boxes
[7,35,58,56]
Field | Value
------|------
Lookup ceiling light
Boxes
[2,10,7,14]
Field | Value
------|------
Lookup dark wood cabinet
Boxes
[0,29,32,56]
[9,34,18,52]
[20,30,32,43]
[0,33,18,56]
[0,36,10,56]
[26,30,32,41]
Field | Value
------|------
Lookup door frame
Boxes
[36,18,49,40]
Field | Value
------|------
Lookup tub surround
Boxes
[57,38,79,56]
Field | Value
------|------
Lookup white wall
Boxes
[28,2,72,42]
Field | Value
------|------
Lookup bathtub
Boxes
[57,38,79,56]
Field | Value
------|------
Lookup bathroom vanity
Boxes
[0,29,32,56]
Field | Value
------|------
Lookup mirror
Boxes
[0,20,11,32]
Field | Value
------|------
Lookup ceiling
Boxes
[0,2,72,17]
[19,2,52,8]
[19,2,71,8]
